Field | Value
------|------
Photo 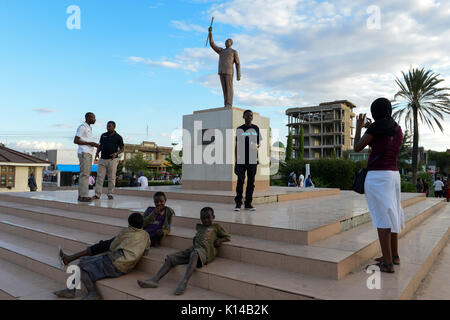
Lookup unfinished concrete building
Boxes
[286,100,356,159]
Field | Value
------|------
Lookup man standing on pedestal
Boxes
[74,112,99,202]
[208,26,241,107]
[235,110,260,211]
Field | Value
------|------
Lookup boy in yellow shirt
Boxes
[137,207,230,295]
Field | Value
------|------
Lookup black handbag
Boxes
[352,138,393,194]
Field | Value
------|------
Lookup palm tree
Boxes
[393,67,450,183]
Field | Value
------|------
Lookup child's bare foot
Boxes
[53,288,76,299]
[174,281,187,295]
[137,278,159,288]
[82,292,101,300]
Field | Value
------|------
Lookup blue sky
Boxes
[1,0,449,152]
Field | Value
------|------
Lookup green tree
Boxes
[124,153,149,176]
[297,127,304,160]
[285,131,293,162]
[428,151,450,175]
[331,149,337,159]
[398,130,412,174]
[393,67,450,183]
[167,150,182,175]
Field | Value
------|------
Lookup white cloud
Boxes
[132,0,450,150]
[53,124,73,128]
[128,55,203,72]
[33,108,59,113]
[170,20,205,33]
[13,140,65,151]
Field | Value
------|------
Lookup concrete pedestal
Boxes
[182,107,270,191]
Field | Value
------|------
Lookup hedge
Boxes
[279,158,367,190]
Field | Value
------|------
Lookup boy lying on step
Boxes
[137,207,230,295]
[55,212,150,300]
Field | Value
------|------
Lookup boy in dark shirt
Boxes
[234,110,260,211]
[92,121,124,200]
[143,192,176,247]
[137,207,231,295]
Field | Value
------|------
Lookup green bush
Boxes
[280,158,366,190]
[401,181,416,193]
[270,179,286,186]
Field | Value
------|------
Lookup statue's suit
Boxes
[209,36,241,107]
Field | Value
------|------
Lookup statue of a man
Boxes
[208,26,241,108]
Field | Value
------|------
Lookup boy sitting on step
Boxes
[54,212,150,300]
[143,191,176,247]
[137,207,230,295]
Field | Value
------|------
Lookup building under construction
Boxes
[286,100,356,159]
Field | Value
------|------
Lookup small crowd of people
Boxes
[55,191,230,299]
[75,110,262,212]
[288,171,314,188]
[416,177,450,201]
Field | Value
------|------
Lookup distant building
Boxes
[0,146,50,192]
[32,149,99,187]
[124,141,173,175]
[286,100,356,159]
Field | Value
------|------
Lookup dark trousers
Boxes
[87,237,115,256]
[219,74,233,107]
[234,164,257,206]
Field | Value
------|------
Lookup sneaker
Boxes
[234,204,242,211]
[244,205,256,211]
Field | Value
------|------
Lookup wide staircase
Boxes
[0,191,448,300]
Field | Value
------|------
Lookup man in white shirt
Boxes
[298,172,305,188]
[137,171,148,188]
[74,113,99,202]
[433,178,445,198]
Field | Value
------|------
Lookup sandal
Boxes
[107,195,114,200]
[376,261,395,273]
[374,255,400,265]
[91,195,100,200]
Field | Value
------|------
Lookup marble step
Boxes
[0,198,444,279]
[0,257,61,300]
[0,192,426,248]
[122,203,450,300]
[414,242,450,300]
[0,202,448,300]
[0,232,235,300]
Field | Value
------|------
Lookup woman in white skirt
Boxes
[354,98,404,273]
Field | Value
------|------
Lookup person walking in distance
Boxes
[208,25,241,107]
[74,112,99,202]
[92,121,124,200]
[28,172,37,192]
[234,110,260,211]
[433,177,444,198]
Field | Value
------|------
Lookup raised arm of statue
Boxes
[209,29,222,54]
[234,51,241,81]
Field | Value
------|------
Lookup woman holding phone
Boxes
[354,98,404,273]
